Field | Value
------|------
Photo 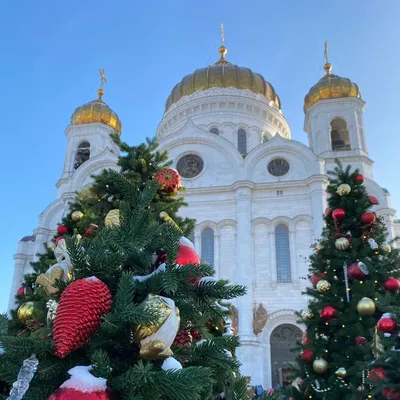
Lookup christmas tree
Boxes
[0,138,248,400]
[287,161,400,400]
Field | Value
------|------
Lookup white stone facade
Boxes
[9,71,399,389]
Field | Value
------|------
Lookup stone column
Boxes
[8,253,27,311]
[268,227,276,287]
[194,231,201,258]
[214,232,220,279]
[309,180,327,241]
[32,227,51,263]
[235,185,253,337]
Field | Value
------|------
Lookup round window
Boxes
[176,154,204,178]
[268,158,289,177]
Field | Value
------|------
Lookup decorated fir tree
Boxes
[287,162,400,400]
[0,138,248,400]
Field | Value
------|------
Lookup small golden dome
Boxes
[165,46,281,112]
[70,88,122,135]
[304,62,361,112]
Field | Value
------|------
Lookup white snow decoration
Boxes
[0,346,4,355]
[161,357,182,371]
[60,366,107,393]
[86,276,99,282]
[196,339,208,346]
[384,333,392,338]
[224,349,232,358]
[197,277,217,285]
[180,237,194,250]
[215,301,230,312]
[133,263,166,282]
[46,300,58,322]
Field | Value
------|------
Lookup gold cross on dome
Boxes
[99,69,107,89]
[324,41,329,64]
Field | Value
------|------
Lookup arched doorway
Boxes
[270,324,302,387]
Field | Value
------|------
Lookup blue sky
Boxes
[1,0,399,311]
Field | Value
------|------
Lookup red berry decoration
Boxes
[355,336,367,346]
[377,314,397,334]
[347,262,369,280]
[320,305,336,322]
[311,272,325,286]
[57,225,68,235]
[53,277,112,358]
[384,277,400,293]
[16,286,25,296]
[332,209,346,221]
[354,174,365,184]
[369,367,387,381]
[173,329,192,347]
[361,212,376,225]
[368,195,379,205]
[301,348,314,364]
[176,237,200,265]
[190,328,202,341]
[382,388,400,400]
[156,168,181,193]
[325,208,331,217]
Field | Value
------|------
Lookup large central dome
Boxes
[165,46,281,112]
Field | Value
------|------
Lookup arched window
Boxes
[330,118,350,151]
[238,129,247,154]
[210,127,219,135]
[201,228,214,265]
[275,224,291,283]
[74,141,90,170]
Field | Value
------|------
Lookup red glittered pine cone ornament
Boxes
[156,168,181,193]
[48,366,113,400]
[173,329,192,347]
[53,277,112,358]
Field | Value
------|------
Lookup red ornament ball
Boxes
[369,367,387,381]
[332,208,346,221]
[384,277,400,293]
[382,388,400,400]
[368,195,379,205]
[53,277,112,358]
[156,168,181,193]
[320,305,336,322]
[354,174,365,184]
[16,286,25,296]
[347,262,368,280]
[190,328,202,341]
[301,348,314,364]
[355,336,367,346]
[176,237,200,265]
[311,272,325,286]
[361,211,376,225]
[377,314,398,334]
[325,208,331,217]
[57,225,68,235]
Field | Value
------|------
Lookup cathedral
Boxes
[8,42,399,388]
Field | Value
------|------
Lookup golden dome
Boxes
[304,62,361,112]
[165,45,281,112]
[70,88,122,135]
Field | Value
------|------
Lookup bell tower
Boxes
[303,42,372,177]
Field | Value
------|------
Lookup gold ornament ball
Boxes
[335,237,350,250]
[313,358,328,374]
[71,211,83,222]
[17,302,44,324]
[337,183,351,196]
[381,242,392,253]
[356,297,376,316]
[316,279,331,293]
[335,368,347,378]
[301,309,313,320]
[105,209,120,227]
